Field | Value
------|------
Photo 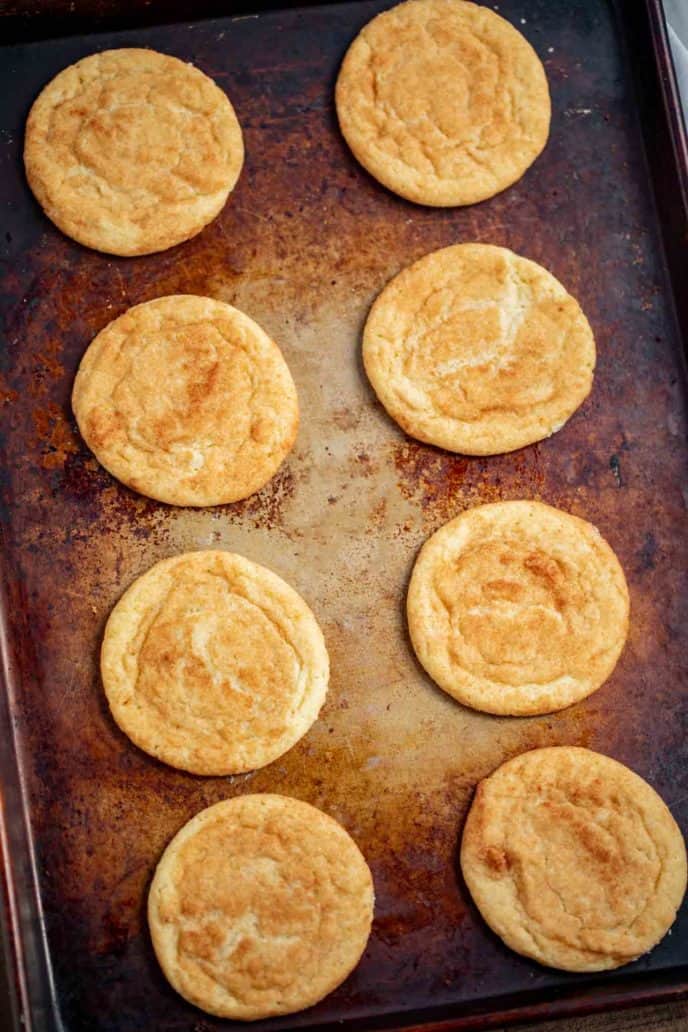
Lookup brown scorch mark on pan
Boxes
[392,439,548,525]
[226,464,297,530]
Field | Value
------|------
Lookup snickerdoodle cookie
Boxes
[149,794,374,1018]
[336,0,550,205]
[24,48,244,254]
[407,501,629,715]
[461,747,687,971]
[363,244,595,454]
[73,295,298,506]
[101,551,328,774]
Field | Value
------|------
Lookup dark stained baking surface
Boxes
[0,1,687,1030]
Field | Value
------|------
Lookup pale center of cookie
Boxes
[381,51,477,143]
[497,785,662,951]
[172,821,325,995]
[366,25,510,170]
[154,801,372,1014]
[76,103,183,184]
[50,70,232,209]
[107,322,267,472]
[135,568,303,746]
[400,264,572,422]
[433,537,605,686]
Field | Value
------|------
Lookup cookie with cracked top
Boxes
[24,48,244,255]
[101,550,329,775]
[72,294,298,506]
[461,747,687,971]
[149,794,374,1018]
[407,500,629,715]
[335,0,550,206]
[363,243,595,455]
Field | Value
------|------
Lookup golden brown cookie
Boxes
[149,794,374,1019]
[335,0,550,206]
[461,747,687,972]
[24,48,244,255]
[72,295,298,506]
[101,551,329,775]
[407,501,629,715]
[363,244,595,454]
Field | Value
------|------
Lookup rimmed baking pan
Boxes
[0,0,687,1029]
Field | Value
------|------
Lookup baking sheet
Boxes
[1,1,688,1029]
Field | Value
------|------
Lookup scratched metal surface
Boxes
[0,1,687,1030]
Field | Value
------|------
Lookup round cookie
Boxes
[149,794,374,1019]
[101,551,329,775]
[72,295,298,507]
[407,500,629,715]
[363,244,595,455]
[335,0,550,206]
[24,48,244,255]
[461,747,687,972]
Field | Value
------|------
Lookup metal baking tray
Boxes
[1,0,687,1029]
